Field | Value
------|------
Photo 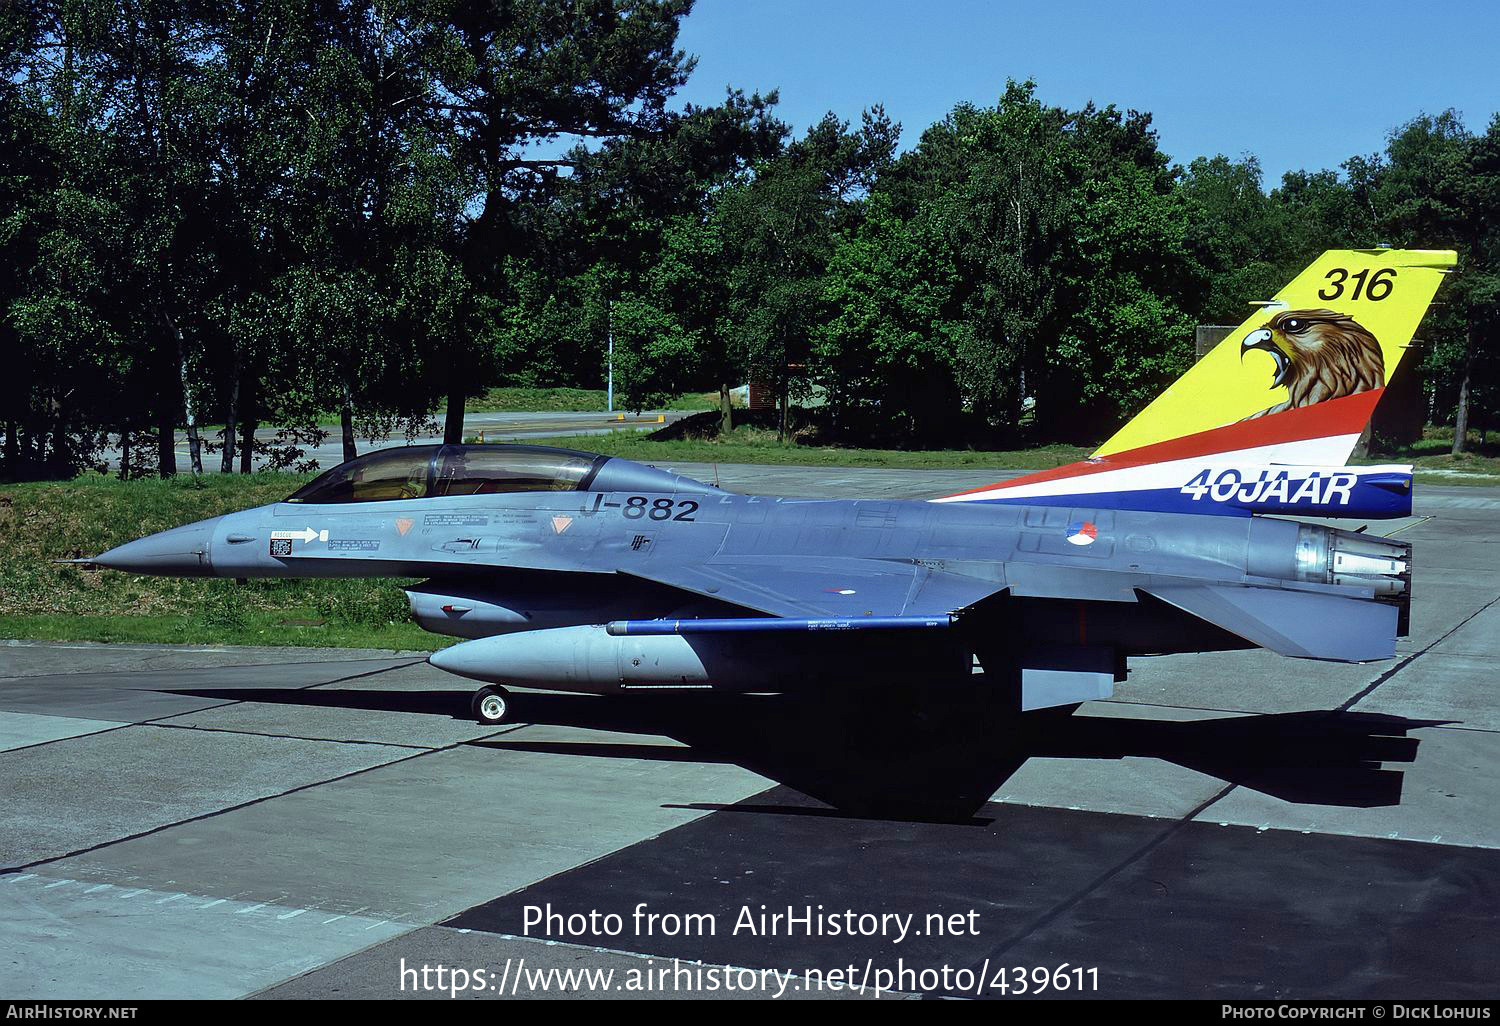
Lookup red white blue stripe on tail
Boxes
[935,394,1414,518]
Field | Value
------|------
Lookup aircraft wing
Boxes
[623,557,1397,663]
[618,556,1003,619]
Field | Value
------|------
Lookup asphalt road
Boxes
[1,468,1497,999]
[102,409,689,473]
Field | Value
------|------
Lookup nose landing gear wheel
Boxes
[471,686,510,725]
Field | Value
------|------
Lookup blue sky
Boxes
[670,0,1500,186]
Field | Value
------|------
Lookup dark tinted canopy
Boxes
[285,445,605,504]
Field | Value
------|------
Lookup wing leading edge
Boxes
[617,556,1004,619]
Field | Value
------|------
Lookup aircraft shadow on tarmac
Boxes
[162,686,1445,823]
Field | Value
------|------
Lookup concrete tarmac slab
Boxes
[0,639,423,679]
[0,711,128,752]
[989,697,1477,840]
[990,751,1225,821]
[149,700,480,750]
[151,660,498,749]
[43,735,769,925]
[1402,598,1500,661]
[1196,723,1500,849]
[990,703,1238,819]
[1350,655,1500,731]
[0,726,415,868]
[1118,648,1376,715]
[0,657,419,723]
[0,873,410,999]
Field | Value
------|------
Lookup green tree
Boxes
[90,0,223,475]
[607,214,723,412]
[815,193,968,441]
[1354,111,1500,452]
[888,84,1070,432]
[422,0,699,443]
[1178,155,1284,322]
[8,0,141,477]
[203,0,321,471]
[718,108,897,439]
[1052,158,1196,433]
[878,82,1196,440]
[559,88,784,426]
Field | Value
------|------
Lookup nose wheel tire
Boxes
[472,686,510,725]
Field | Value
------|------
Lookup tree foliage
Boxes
[3,8,1498,479]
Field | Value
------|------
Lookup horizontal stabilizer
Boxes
[1144,583,1398,663]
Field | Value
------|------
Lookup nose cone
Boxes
[94,517,222,576]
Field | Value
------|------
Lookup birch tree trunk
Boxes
[180,352,203,475]
[1452,322,1474,456]
[238,373,256,474]
[165,310,203,475]
[341,375,358,462]
[220,354,239,473]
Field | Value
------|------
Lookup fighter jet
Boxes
[88,440,1411,727]
[88,249,1448,726]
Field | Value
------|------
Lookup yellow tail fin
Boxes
[1094,249,1457,463]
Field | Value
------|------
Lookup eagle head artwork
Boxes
[1239,308,1384,420]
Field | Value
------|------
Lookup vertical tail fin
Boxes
[1093,248,1457,465]
[936,249,1456,517]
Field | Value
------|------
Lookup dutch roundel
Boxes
[1065,520,1098,546]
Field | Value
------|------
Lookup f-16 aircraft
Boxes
[87,249,1451,727]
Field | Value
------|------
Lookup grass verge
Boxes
[1353,432,1500,485]
[0,472,443,650]
[519,428,1095,470]
[465,386,734,413]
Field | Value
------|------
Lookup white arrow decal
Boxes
[271,528,328,544]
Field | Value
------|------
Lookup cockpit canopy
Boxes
[286,445,607,504]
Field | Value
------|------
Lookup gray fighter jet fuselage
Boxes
[91,444,1412,723]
